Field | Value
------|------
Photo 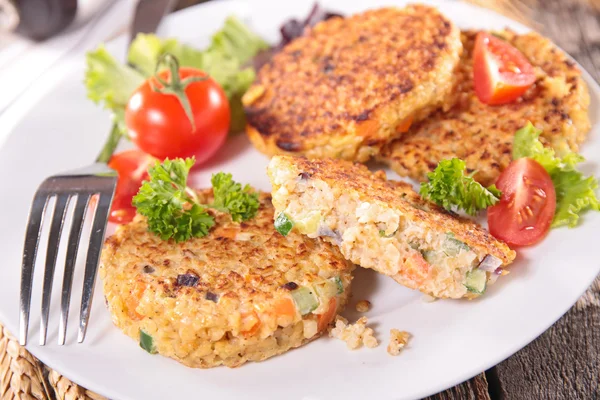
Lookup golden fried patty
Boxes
[268,156,515,299]
[244,5,462,162]
[100,190,353,368]
[379,30,591,186]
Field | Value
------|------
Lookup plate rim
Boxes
[1,1,598,399]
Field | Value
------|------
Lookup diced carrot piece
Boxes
[213,226,238,239]
[240,311,261,337]
[396,115,414,134]
[317,298,338,332]
[358,118,380,137]
[126,280,147,321]
[403,253,432,286]
[274,297,296,318]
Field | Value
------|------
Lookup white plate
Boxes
[0,1,598,399]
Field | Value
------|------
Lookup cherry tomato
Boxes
[473,32,536,105]
[125,64,230,164]
[107,150,153,224]
[488,158,556,246]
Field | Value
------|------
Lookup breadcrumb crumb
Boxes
[329,316,379,349]
[355,300,371,313]
[387,329,411,356]
[421,294,437,303]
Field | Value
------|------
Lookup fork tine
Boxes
[58,194,90,345]
[39,194,71,345]
[19,193,50,346]
[78,192,112,343]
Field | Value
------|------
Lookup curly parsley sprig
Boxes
[132,158,259,242]
[420,158,501,215]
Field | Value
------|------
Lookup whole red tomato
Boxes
[125,59,230,164]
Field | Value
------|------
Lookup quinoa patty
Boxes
[268,156,516,299]
[244,5,462,162]
[379,30,591,186]
[100,190,353,368]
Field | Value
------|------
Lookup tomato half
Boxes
[473,32,536,105]
[107,150,153,224]
[125,66,230,164]
[488,158,556,246]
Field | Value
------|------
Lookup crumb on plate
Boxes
[387,329,411,356]
[421,294,437,303]
[329,316,378,349]
[355,300,371,313]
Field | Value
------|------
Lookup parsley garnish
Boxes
[420,158,501,215]
[210,172,260,222]
[132,158,259,242]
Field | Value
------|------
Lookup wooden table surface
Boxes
[179,1,600,399]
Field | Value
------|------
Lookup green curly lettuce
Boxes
[420,158,501,215]
[84,46,145,136]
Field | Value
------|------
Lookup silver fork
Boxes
[19,164,117,346]
[18,0,176,347]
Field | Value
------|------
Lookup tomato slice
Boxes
[473,32,536,105]
[107,150,153,224]
[488,158,556,246]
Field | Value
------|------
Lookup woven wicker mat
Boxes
[2,278,597,400]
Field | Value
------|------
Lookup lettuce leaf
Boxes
[420,158,501,215]
[127,35,204,77]
[513,122,599,227]
[84,45,145,130]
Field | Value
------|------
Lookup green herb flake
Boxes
[139,329,157,354]
[332,276,344,294]
[274,213,294,236]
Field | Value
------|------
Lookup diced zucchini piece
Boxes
[295,211,321,234]
[465,269,487,294]
[291,286,319,315]
[139,329,157,354]
[444,232,470,256]
[314,280,338,298]
[332,276,344,294]
[421,250,437,264]
[274,213,294,236]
